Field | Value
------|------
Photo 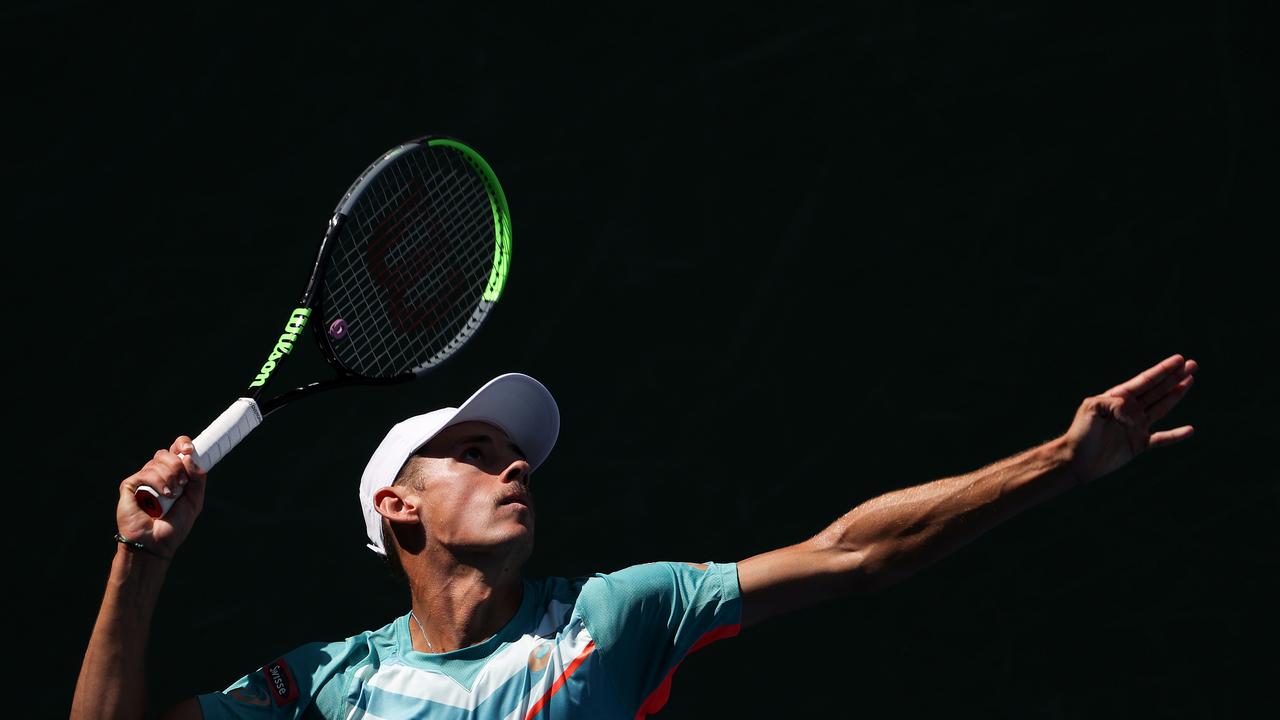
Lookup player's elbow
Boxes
[845,537,927,593]
[809,534,882,596]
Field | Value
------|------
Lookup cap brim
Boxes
[446,373,560,471]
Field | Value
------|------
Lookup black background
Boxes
[10,1,1276,718]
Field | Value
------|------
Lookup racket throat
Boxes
[256,373,413,416]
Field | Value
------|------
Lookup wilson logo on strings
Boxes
[248,308,311,388]
[365,177,465,335]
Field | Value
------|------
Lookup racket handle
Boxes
[134,398,264,518]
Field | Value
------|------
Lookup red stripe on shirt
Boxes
[524,640,597,720]
[634,624,741,719]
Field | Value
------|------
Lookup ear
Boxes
[373,486,420,524]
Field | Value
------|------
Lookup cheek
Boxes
[424,486,489,528]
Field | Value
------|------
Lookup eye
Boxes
[460,446,482,461]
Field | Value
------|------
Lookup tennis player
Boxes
[72,356,1197,719]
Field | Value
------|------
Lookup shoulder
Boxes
[579,561,740,606]
[573,561,740,649]
[284,617,403,672]
[558,562,743,709]
[197,619,404,720]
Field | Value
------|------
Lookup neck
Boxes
[403,549,525,654]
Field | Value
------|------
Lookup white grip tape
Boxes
[188,398,264,471]
[138,398,263,516]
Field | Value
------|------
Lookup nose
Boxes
[503,458,532,488]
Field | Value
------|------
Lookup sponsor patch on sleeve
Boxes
[262,658,300,707]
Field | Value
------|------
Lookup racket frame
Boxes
[134,134,512,517]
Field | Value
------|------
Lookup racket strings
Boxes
[321,145,499,378]
[391,154,494,363]
[356,156,487,372]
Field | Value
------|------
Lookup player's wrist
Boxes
[114,532,175,564]
[1043,435,1086,487]
[107,546,172,612]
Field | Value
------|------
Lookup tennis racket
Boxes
[135,135,513,518]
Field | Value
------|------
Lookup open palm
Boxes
[1063,353,1198,485]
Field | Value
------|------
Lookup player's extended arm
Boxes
[737,354,1197,628]
[71,437,208,720]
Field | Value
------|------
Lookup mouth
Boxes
[499,492,531,508]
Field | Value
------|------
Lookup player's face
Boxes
[402,421,535,558]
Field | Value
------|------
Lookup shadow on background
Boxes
[7,2,1273,718]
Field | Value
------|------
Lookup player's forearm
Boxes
[820,435,1077,591]
[71,546,170,720]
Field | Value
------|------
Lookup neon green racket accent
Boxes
[248,308,312,388]
[429,138,512,302]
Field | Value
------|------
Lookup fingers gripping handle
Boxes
[134,399,264,518]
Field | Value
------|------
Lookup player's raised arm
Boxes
[737,354,1197,628]
[71,436,208,720]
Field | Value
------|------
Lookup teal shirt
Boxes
[198,561,742,719]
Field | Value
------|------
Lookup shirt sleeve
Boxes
[195,638,364,720]
[574,560,742,710]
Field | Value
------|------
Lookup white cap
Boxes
[358,373,560,555]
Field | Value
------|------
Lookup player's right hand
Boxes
[117,436,208,559]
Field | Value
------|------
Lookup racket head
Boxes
[314,136,512,381]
